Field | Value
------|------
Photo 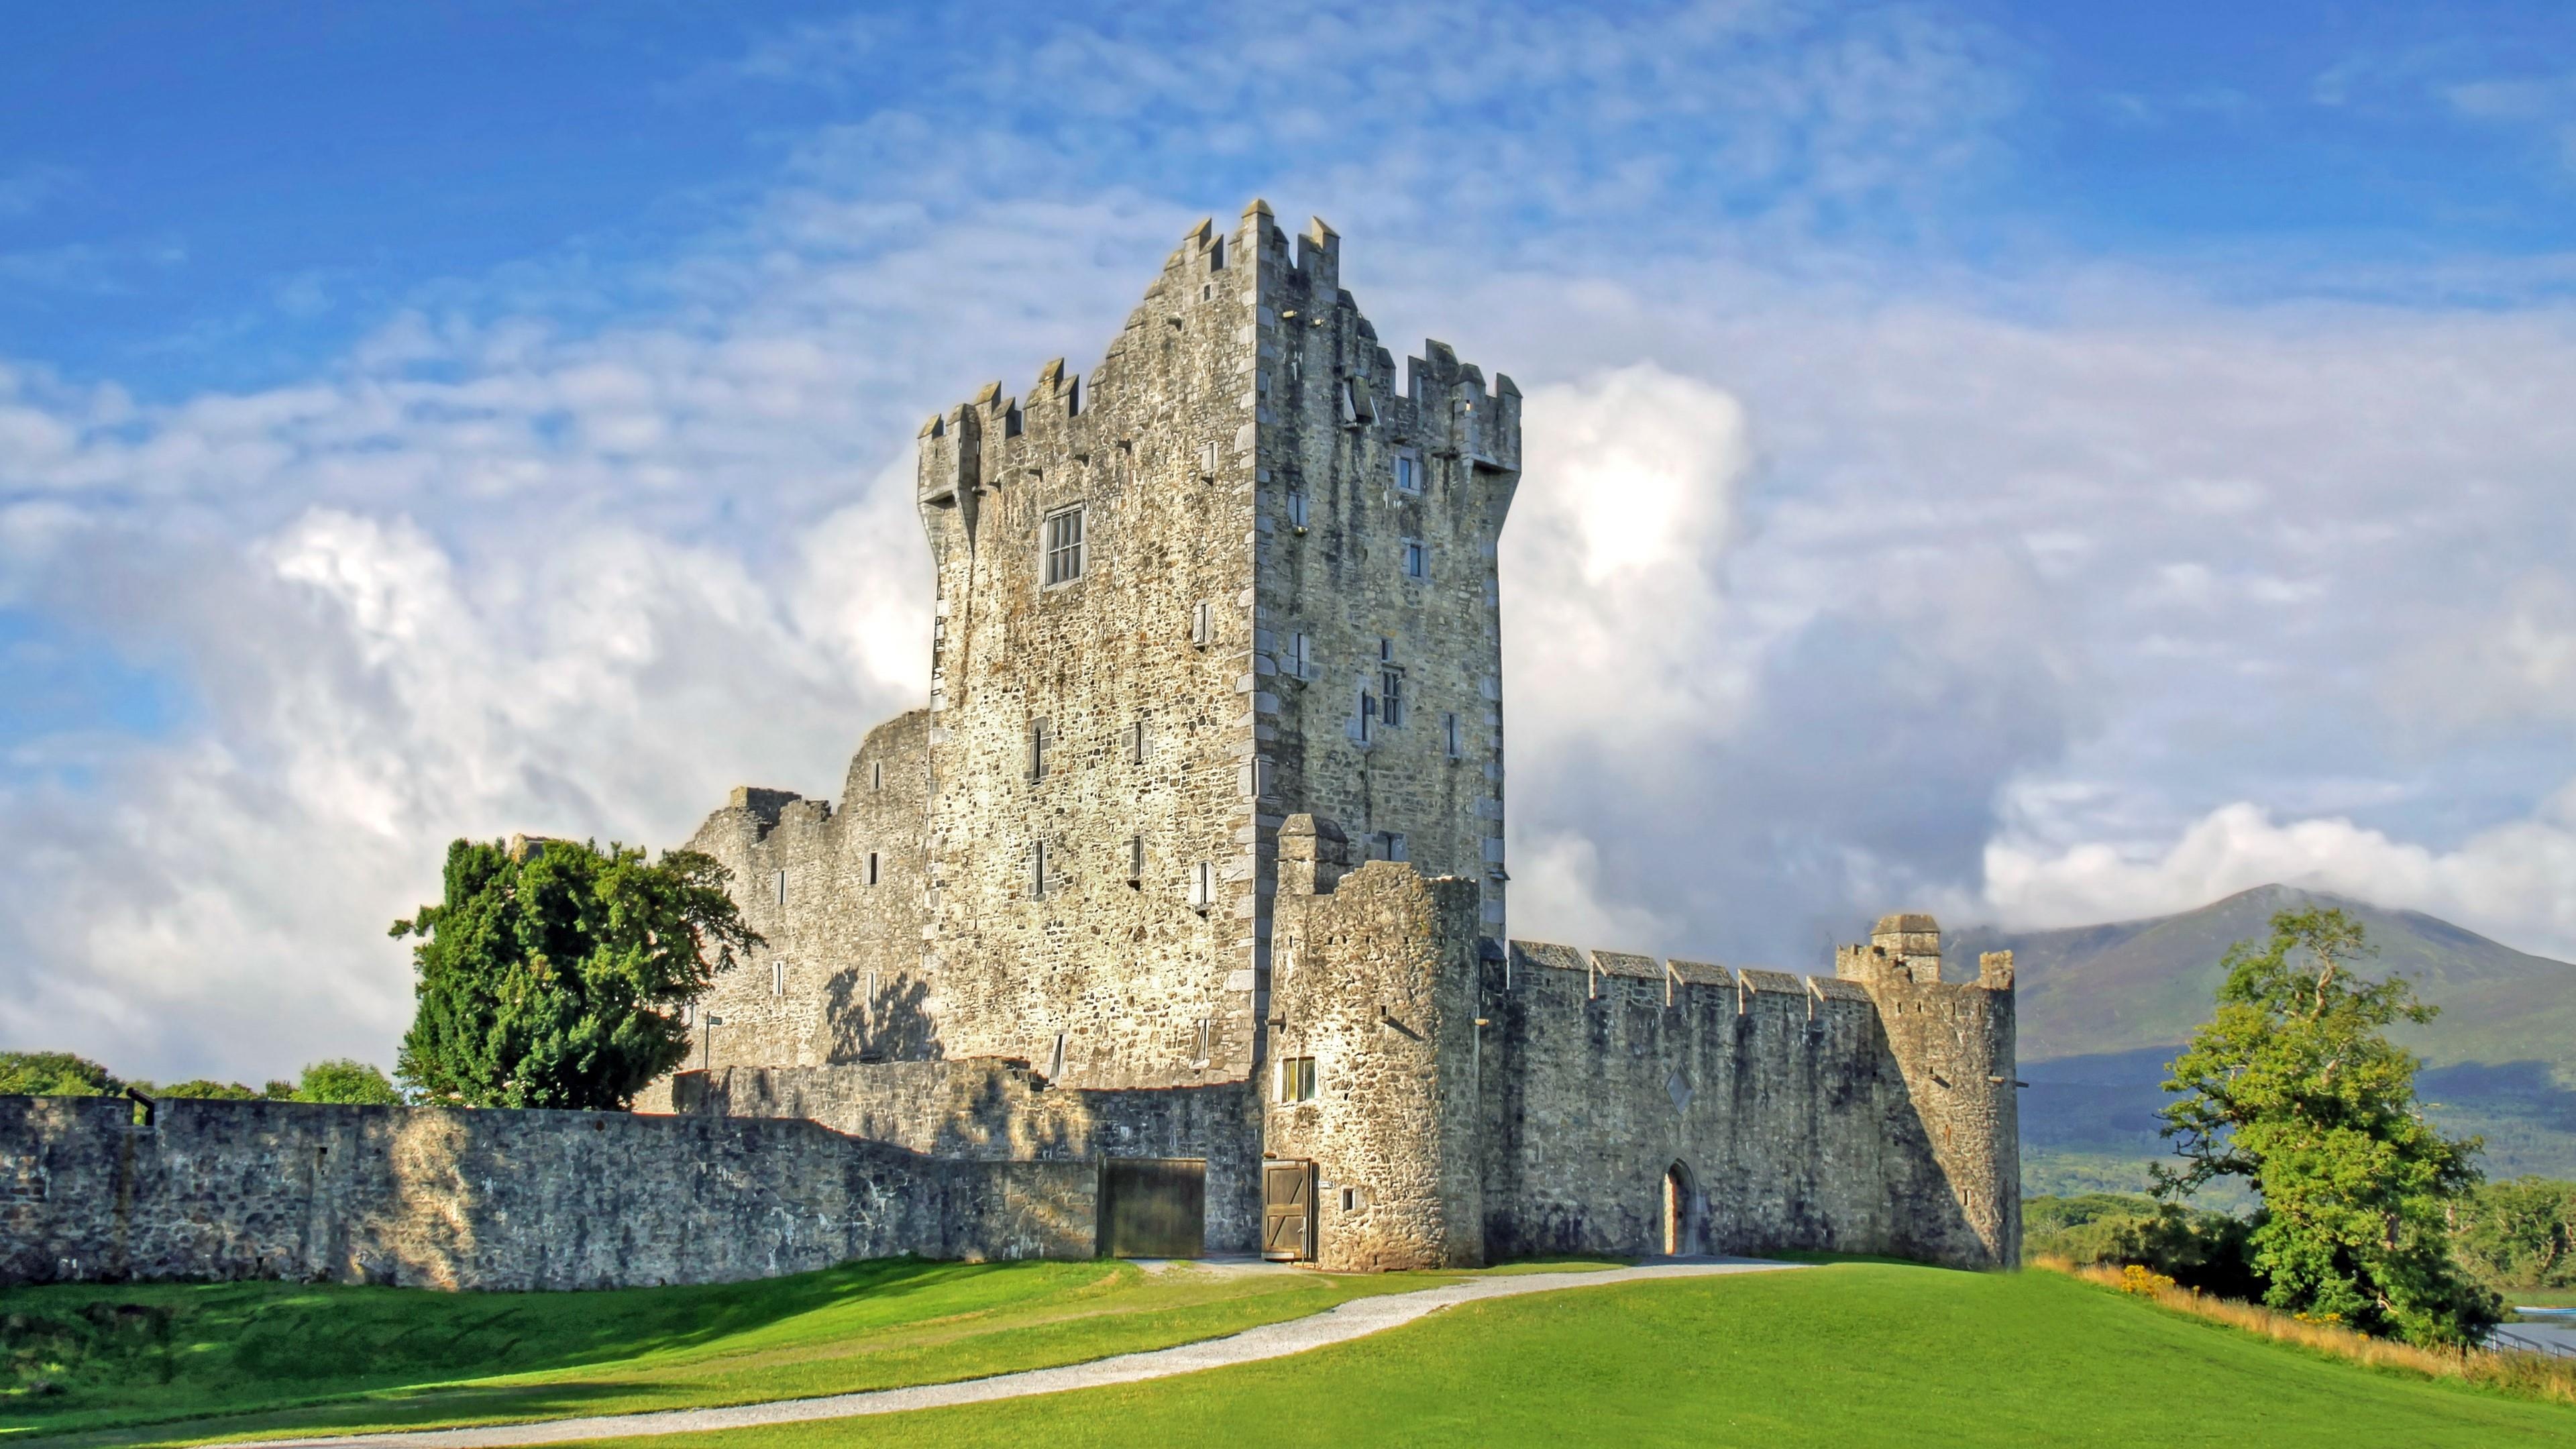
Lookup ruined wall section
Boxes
[672,1061,1263,1254]
[637,711,932,1112]
[1254,216,1520,984]
[1,1096,1094,1291]
[914,207,1274,1089]
[1267,830,1485,1271]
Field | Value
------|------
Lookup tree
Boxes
[392,838,757,1110]
[2455,1177,2576,1291]
[0,1051,122,1096]
[290,1058,404,1105]
[2155,906,2499,1344]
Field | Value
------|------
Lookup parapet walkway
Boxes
[236,1257,1804,1448]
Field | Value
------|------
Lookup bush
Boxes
[2025,1193,2259,1301]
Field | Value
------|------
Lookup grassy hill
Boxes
[1950,885,2576,1189]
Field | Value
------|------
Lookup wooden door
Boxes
[1099,1158,1206,1258]
[1263,1159,1316,1261]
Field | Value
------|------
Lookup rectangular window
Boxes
[1028,718,1050,781]
[1285,488,1307,529]
[1065,375,1081,417]
[1277,1056,1318,1102]
[1191,600,1213,647]
[1444,711,1462,758]
[774,870,787,906]
[867,851,881,885]
[1357,689,1376,744]
[1381,669,1404,727]
[1394,451,1420,494]
[1199,439,1220,478]
[1239,757,1272,799]
[1032,839,1049,900]
[1043,506,1085,586]
[871,760,883,791]
[1402,539,1428,580]
[1130,718,1150,764]
[1128,835,1145,885]
[1189,860,1214,912]
[1287,631,1311,680]
[1340,1186,1358,1212]
[1209,235,1226,271]
[1049,1032,1068,1080]
[1195,1017,1214,1065]
[771,960,786,998]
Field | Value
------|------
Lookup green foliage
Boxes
[392,837,760,1110]
[2455,1177,2576,1291]
[0,1051,121,1097]
[2157,906,2500,1344]
[289,1058,403,1105]
[138,1078,262,1100]
[2023,1193,2259,1300]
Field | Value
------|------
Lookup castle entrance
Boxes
[1662,1163,1699,1256]
[1099,1158,1206,1258]
[1262,1159,1317,1261]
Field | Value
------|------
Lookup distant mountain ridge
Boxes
[1951,885,2576,1187]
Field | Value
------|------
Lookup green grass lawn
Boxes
[572,1264,2576,1449]
[0,1258,1613,1447]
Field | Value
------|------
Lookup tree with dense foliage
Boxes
[392,838,758,1110]
[289,1058,404,1104]
[2156,906,2499,1344]
[2455,1176,2576,1291]
[2021,1192,2259,1300]
[0,1051,122,1096]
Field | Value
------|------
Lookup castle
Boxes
[645,201,2020,1271]
[0,204,2016,1289]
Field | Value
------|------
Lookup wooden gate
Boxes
[1263,1159,1316,1262]
[1099,1157,1206,1258]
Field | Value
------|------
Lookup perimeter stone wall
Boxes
[0,1095,1094,1290]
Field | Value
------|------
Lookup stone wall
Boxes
[669,1060,1263,1254]
[0,1095,1094,1291]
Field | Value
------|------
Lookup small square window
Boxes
[1278,1056,1318,1102]
[1402,539,1428,580]
[1043,506,1085,586]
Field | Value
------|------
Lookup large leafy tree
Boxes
[2156,907,2498,1344]
[393,839,758,1110]
[0,1051,123,1096]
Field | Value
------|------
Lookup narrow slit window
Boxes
[1042,506,1085,586]
[1287,631,1311,680]
[1444,711,1462,758]
[1028,718,1051,781]
[867,851,881,886]
[774,870,787,906]
[1199,440,1220,478]
[1128,835,1145,885]
[1130,718,1150,764]
[1357,689,1376,744]
[1031,839,1049,900]
[1191,600,1213,647]
[871,760,883,791]
[1285,488,1307,529]
[1189,860,1214,912]
[771,960,785,998]
[1049,1032,1068,1079]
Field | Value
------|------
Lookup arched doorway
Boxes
[1662,1162,1697,1256]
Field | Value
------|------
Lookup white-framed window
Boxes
[1277,1056,1318,1102]
[1189,860,1214,912]
[867,851,881,886]
[1402,539,1428,580]
[1042,506,1085,586]
[1444,711,1462,759]
[1191,600,1213,647]
[1285,488,1307,529]
[1393,451,1421,494]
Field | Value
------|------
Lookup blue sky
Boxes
[1,1,2571,1079]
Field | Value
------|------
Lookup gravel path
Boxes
[229,1258,1803,1448]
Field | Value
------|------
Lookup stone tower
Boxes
[912,201,1519,1089]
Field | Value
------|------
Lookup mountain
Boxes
[1949,885,2576,1191]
